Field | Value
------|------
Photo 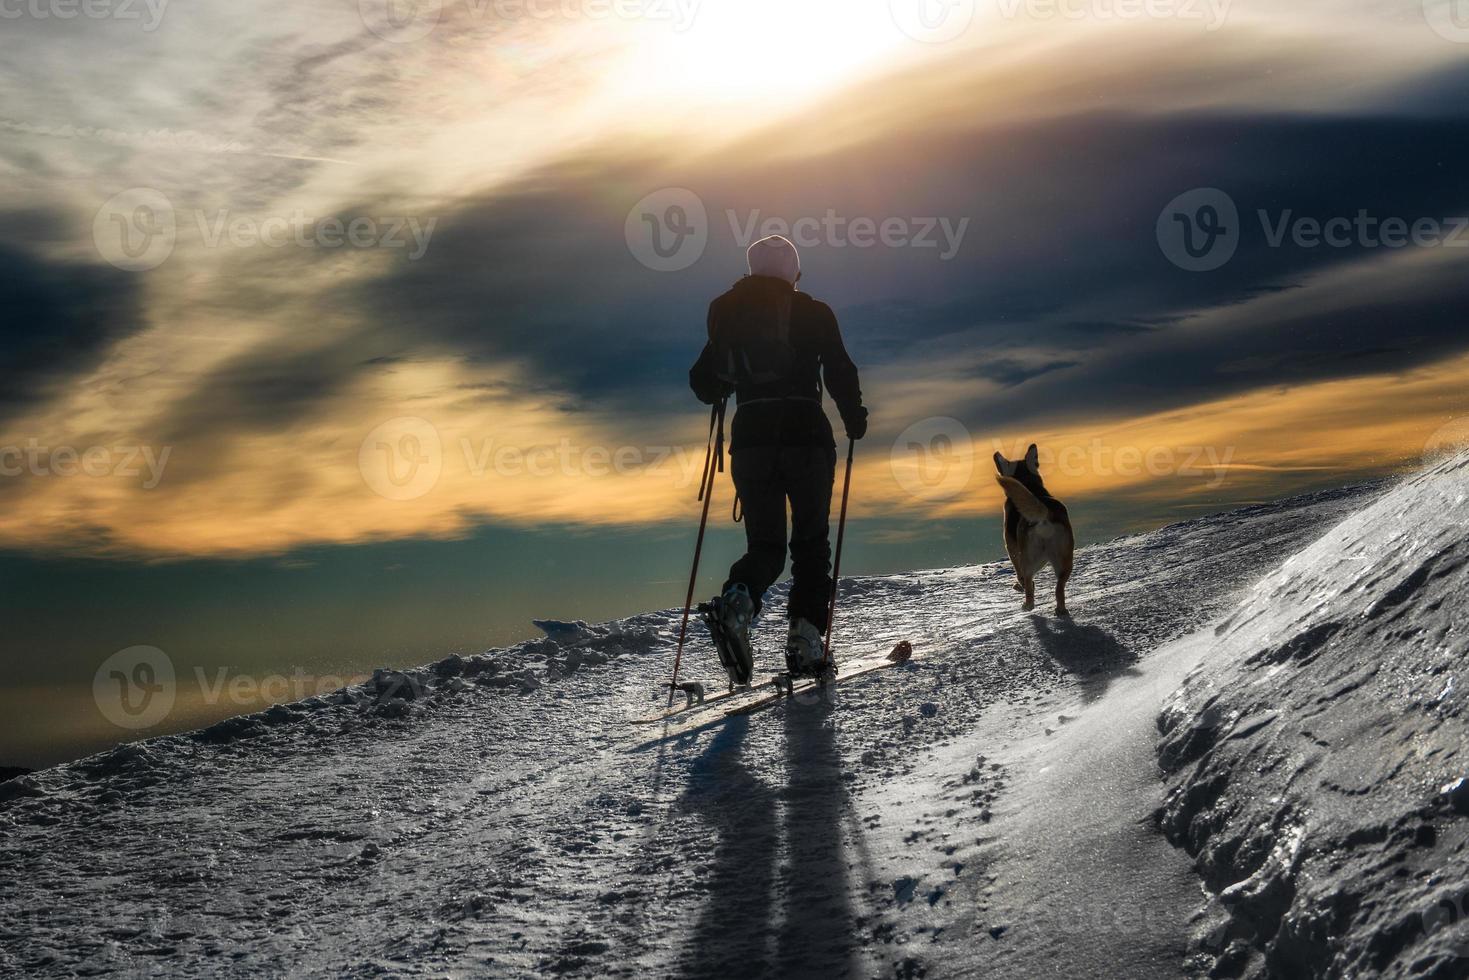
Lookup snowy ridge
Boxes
[0,477,1392,978]
[1157,448,1469,977]
[1,617,665,802]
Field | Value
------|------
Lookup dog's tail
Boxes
[996,476,1051,523]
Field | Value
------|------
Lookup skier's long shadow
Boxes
[675,716,780,979]
[675,699,860,979]
[776,696,858,977]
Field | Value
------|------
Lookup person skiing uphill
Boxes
[688,234,868,685]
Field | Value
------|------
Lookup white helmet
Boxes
[746,234,801,285]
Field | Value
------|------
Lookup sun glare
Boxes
[621,0,909,111]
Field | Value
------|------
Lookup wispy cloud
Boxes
[2,1,1467,559]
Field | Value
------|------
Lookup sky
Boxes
[2,0,1468,767]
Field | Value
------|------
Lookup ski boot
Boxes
[697,584,756,688]
[784,618,836,684]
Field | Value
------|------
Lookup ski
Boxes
[635,598,761,724]
[628,641,914,749]
[631,678,772,725]
[727,640,913,718]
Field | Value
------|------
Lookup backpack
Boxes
[710,284,795,387]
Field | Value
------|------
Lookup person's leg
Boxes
[784,445,838,631]
[724,447,787,618]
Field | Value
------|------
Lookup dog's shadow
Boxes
[1030,615,1140,703]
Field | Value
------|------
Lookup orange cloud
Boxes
[862,350,1469,523]
[2,344,1465,560]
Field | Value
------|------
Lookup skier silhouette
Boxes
[689,235,867,684]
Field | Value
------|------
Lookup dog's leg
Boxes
[1022,577,1036,612]
[1002,521,1025,593]
[1054,554,1073,617]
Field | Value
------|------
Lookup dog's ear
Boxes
[1025,444,1039,473]
[993,451,1007,473]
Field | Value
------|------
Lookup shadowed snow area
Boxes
[2,468,1436,979]
[1156,449,1469,978]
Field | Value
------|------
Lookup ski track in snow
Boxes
[0,483,1377,979]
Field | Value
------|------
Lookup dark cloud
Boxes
[154,345,362,457]
[340,99,1469,434]
[0,235,146,419]
[966,261,1469,430]
[969,359,1080,387]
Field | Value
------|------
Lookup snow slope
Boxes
[0,476,1396,979]
[1156,450,1469,978]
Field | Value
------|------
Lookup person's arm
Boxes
[689,301,733,405]
[815,301,867,439]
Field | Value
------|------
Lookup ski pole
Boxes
[667,400,725,706]
[824,438,856,664]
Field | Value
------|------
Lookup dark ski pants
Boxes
[724,445,838,631]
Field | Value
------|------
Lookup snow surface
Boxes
[0,474,1405,978]
[1156,449,1469,977]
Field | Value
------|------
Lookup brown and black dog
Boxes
[994,444,1074,616]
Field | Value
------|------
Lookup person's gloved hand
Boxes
[845,406,868,441]
[690,375,733,406]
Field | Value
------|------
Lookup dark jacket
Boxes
[689,276,864,452]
